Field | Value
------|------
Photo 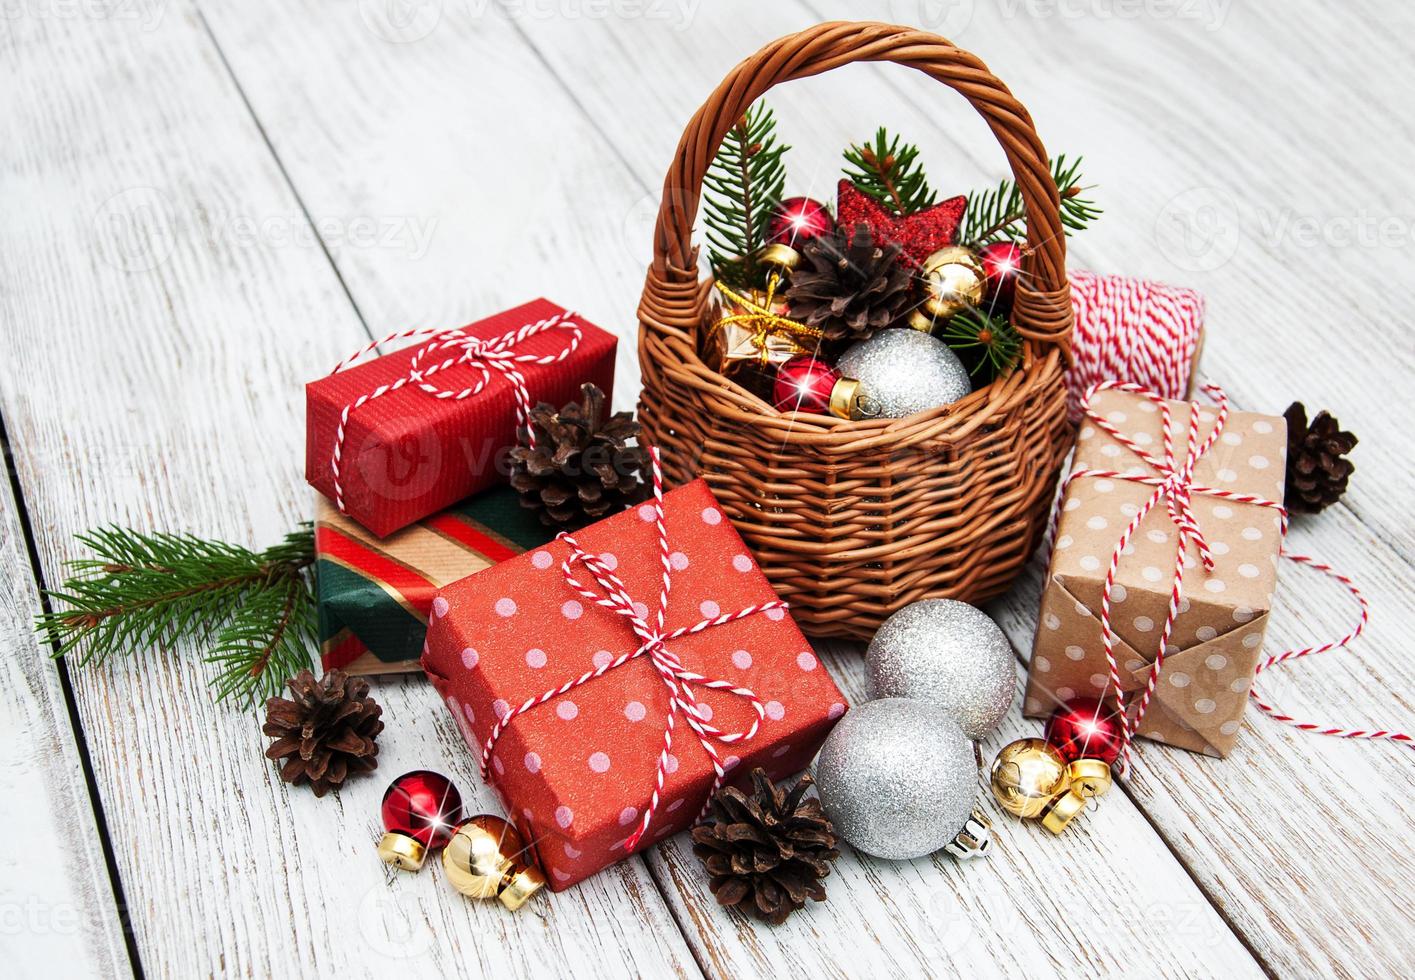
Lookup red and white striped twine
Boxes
[326,311,583,515]
[479,448,787,851]
[1052,380,1406,774]
[1065,270,1205,422]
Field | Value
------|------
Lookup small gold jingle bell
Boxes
[989,738,1071,819]
[442,815,547,911]
[1039,759,1113,836]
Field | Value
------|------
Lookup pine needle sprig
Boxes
[36,524,317,707]
[960,154,1101,247]
[703,101,789,288]
[842,128,937,216]
[941,307,1023,380]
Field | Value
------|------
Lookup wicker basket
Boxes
[636,21,1074,639]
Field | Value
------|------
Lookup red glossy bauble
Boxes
[773,356,840,414]
[978,241,1024,309]
[1044,698,1125,766]
[382,770,464,849]
[768,197,834,247]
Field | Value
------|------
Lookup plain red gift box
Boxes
[306,298,616,538]
[421,479,848,890]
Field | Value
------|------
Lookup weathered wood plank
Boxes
[0,465,130,978]
[193,0,1265,975]
[0,6,700,977]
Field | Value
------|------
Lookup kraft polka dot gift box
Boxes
[1024,388,1288,758]
[421,478,848,889]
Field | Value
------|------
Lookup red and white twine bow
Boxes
[1054,380,1401,773]
[479,449,788,851]
[326,311,583,514]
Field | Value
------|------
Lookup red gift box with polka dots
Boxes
[421,478,848,890]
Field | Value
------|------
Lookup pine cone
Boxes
[1284,402,1357,514]
[508,383,650,531]
[784,223,915,342]
[690,768,840,925]
[263,669,383,797]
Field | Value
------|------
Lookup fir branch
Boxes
[842,128,937,217]
[206,571,315,705]
[960,154,1101,247]
[36,524,317,707]
[941,307,1023,381]
[703,101,789,288]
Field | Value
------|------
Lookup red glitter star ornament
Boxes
[836,179,967,267]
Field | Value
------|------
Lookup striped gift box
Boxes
[315,487,553,675]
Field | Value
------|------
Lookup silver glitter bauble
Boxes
[814,698,977,860]
[836,328,971,419]
[865,599,1016,740]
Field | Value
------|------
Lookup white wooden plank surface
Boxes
[3,0,1413,976]
[0,7,699,978]
[191,1,1264,976]
[0,474,129,978]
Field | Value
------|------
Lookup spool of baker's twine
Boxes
[1064,269,1206,422]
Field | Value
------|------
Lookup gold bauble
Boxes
[989,738,1071,819]
[441,815,547,911]
[919,246,985,320]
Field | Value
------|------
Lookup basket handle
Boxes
[643,21,1073,351]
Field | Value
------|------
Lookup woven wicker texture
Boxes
[636,21,1074,638]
